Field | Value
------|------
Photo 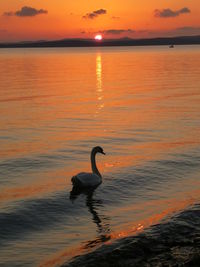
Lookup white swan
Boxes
[71,146,105,188]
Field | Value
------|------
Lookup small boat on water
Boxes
[169,44,174,48]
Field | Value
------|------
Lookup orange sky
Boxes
[0,0,200,41]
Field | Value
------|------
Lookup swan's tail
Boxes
[71,176,82,187]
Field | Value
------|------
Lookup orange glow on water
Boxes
[1,49,200,205]
[1,47,200,267]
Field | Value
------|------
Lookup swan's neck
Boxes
[91,151,101,178]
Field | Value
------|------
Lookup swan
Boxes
[71,146,105,188]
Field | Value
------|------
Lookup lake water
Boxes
[0,45,200,266]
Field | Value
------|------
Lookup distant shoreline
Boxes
[0,35,200,48]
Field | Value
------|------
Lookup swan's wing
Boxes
[72,172,101,187]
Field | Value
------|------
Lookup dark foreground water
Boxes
[65,203,200,267]
[0,45,200,266]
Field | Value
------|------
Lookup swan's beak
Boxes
[102,151,106,155]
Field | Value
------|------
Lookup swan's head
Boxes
[93,146,106,155]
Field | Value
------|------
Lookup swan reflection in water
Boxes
[70,186,111,249]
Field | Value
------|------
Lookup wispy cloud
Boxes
[3,6,48,17]
[138,26,200,38]
[98,26,200,38]
[101,29,134,35]
[83,9,107,19]
[0,29,7,33]
[167,26,200,36]
[154,7,190,18]
[111,16,120,20]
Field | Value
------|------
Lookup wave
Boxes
[1,148,199,245]
[0,191,85,244]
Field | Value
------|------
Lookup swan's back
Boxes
[72,172,102,187]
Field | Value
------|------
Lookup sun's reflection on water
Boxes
[95,53,104,116]
[96,54,102,93]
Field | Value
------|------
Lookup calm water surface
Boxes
[0,46,200,266]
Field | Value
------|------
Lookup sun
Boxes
[94,34,103,41]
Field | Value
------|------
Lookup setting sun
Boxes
[94,34,103,41]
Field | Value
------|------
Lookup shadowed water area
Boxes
[0,46,200,266]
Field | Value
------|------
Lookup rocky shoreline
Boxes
[63,204,200,267]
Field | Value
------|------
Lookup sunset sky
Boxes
[0,0,200,42]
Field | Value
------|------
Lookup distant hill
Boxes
[0,35,200,48]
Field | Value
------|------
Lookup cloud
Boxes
[3,12,13,16]
[3,6,48,17]
[101,29,135,35]
[154,7,190,18]
[83,9,106,19]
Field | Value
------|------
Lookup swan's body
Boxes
[72,172,101,187]
[71,146,105,188]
